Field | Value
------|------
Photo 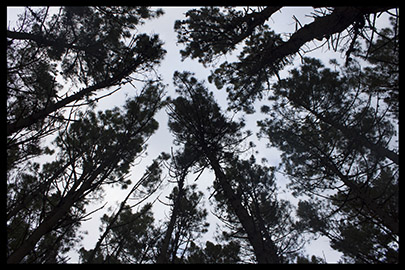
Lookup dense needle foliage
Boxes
[7,6,398,264]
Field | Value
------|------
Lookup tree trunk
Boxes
[205,150,280,263]
[156,171,187,263]
[7,161,112,263]
[7,161,71,220]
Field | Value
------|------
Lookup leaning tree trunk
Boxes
[204,149,280,264]
[156,171,187,263]
[7,158,116,264]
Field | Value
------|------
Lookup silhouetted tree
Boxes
[167,71,283,263]
[185,241,241,263]
[81,153,169,263]
[175,6,396,113]
[156,148,208,263]
[79,204,159,263]
[7,82,165,263]
[7,6,165,169]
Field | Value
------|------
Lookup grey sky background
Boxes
[7,6,394,263]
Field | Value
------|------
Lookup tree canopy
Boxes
[7,6,398,264]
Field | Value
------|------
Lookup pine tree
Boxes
[7,6,166,263]
[167,71,294,263]
[7,6,166,169]
[259,24,398,261]
[156,148,208,263]
[175,6,395,113]
[7,82,165,263]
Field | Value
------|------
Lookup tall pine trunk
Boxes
[156,172,186,263]
[7,159,115,263]
[204,150,280,264]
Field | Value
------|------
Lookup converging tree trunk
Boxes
[205,151,280,263]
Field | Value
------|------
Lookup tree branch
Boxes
[259,7,394,72]
[7,56,142,136]
[7,30,94,55]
